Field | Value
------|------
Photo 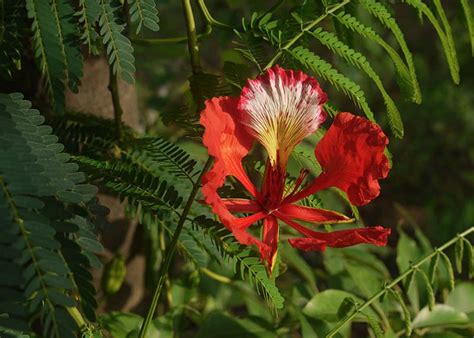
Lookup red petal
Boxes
[286,113,389,206]
[200,97,269,255]
[222,198,261,213]
[278,204,352,224]
[288,226,391,251]
[201,96,259,197]
[275,211,390,251]
[262,216,279,275]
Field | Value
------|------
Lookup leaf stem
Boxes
[264,0,351,70]
[108,66,124,142]
[137,158,213,338]
[196,0,233,30]
[326,226,474,338]
[132,24,212,46]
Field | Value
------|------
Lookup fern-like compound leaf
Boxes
[77,0,101,53]
[98,0,135,84]
[129,138,199,183]
[310,27,404,138]
[73,156,184,214]
[460,0,474,56]
[0,93,101,336]
[334,11,416,105]
[288,46,375,123]
[25,0,66,112]
[401,0,460,84]
[359,0,421,104]
[128,0,160,34]
[51,0,84,92]
[231,248,285,310]
[193,216,285,310]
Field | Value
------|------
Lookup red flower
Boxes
[200,66,391,274]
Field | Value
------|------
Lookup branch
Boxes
[108,65,124,142]
[326,226,474,338]
[183,0,202,73]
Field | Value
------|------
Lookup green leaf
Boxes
[357,0,421,103]
[76,0,101,53]
[417,269,435,310]
[50,0,83,92]
[460,0,474,56]
[440,251,455,291]
[387,288,412,336]
[309,27,404,138]
[345,259,384,298]
[289,46,375,123]
[462,238,473,278]
[101,312,171,338]
[402,0,460,84]
[446,282,474,314]
[223,61,252,89]
[196,311,275,338]
[363,312,384,338]
[98,0,135,83]
[128,0,159,34]
[455,237,464,273]
[129,137,199,183]
[336,297,356,320]
[412,304,469,329]
[0,93,101,336]
[429,252,440,284]
[25,0,66,112]
[303,289,377,322]
[229,246,285,310]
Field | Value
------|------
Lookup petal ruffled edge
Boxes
[200,96,259,197]
[238,65,328,168]
[285,112,390,206]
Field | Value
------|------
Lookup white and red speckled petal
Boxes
[238,65,327,168]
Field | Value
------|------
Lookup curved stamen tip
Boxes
[239,65,327,168]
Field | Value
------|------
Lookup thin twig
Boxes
[108,66,124,142]
[137,158,213,337]
[326,226,474,338]
[196,0,233,30]
[132,24,212,46]
[264,0,351,70]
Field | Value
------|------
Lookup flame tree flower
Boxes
[200,66,391,274]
